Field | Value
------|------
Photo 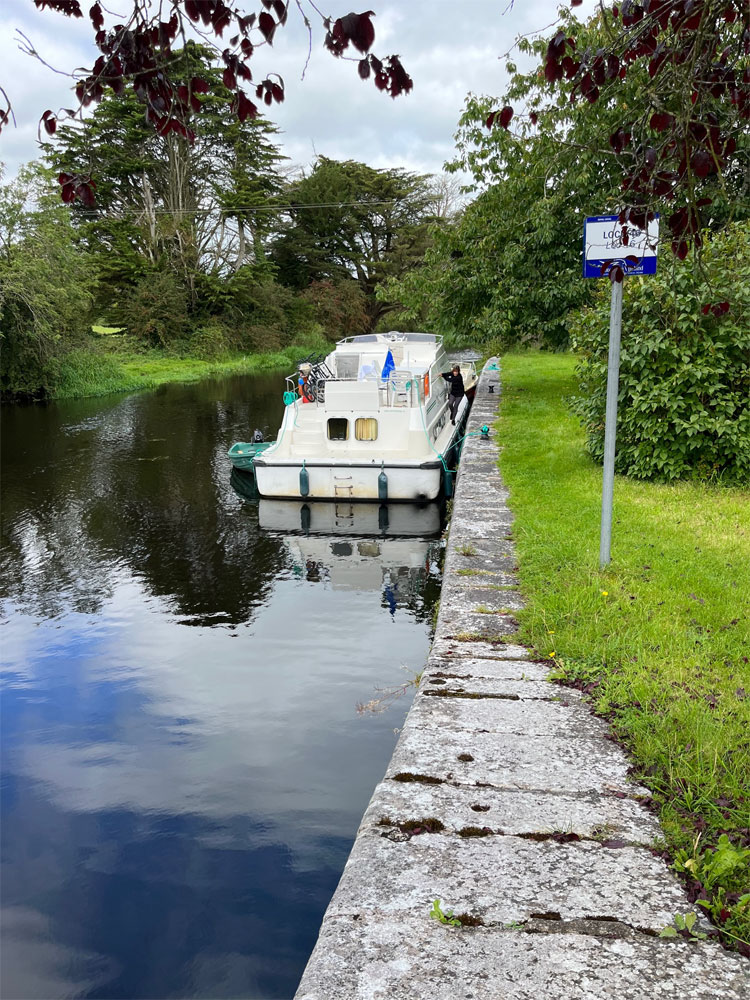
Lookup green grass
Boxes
[91,325,126,336]
[52,340,327,400]
[53,349,144,398]
[498,351,750,951]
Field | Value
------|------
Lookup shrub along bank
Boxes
[497,352,750,953]
[570,222,750,484]
[33,332,334,401]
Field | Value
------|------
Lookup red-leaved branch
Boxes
[486,0,750,261]
[4,2,412,205]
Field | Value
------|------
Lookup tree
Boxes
[380,177,598,350]
[4,2,412,205]
[384,3,749,347]
[382,11,637,347]
[489,0,750,265]
[271,157,436,330]
[45,45,286,312]
[0,163,95,396]
[425,173,468,222]
[300,279,369,340]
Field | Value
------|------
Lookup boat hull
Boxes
[253,459,444,502]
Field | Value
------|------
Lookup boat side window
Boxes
[355,417,378,441]
[327,418,349,441]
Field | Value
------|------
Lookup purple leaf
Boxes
[258,11,276,43]
[650,111,674,132]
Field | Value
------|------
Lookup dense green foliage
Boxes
[0,165,96,397]
[115,270,190,348]
[45,45,286,333]
[382,10,637,348]
[271,156,436,330]
[381,170,597,349]
[1,45,441,399]
[300,280,369,340]
[571,222,750,483]
[537,0,750,259]
[498,352,750,952]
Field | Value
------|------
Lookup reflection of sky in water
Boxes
[2,560,434,997]
[4,569,430,826]
[1,378,440,998]
[2,565,433,998]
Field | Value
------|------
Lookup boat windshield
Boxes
[342,332,438,345]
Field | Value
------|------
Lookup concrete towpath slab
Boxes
[296,918,748,1000]
[295,359,749,999]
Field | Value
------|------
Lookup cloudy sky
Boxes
[0,1,594,180]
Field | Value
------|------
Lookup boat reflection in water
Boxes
[258,500,443,603]
[258,497,442,537]
[239,492,444,610]
[230,465,261,501]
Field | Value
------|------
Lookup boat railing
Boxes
[383,371,419,407]
[286,368,432,408]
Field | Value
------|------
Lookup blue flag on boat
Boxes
[382,349,395,381]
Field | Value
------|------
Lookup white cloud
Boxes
[0,0,598,178]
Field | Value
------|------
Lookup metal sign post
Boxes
[582,214,659,568]
[599,278,622,568]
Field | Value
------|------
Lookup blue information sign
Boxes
[583,214,659,278]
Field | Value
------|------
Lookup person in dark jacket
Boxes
[441,365,465,424]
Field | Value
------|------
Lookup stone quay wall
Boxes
[295,359,748,1000]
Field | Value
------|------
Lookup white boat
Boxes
[246,333,477,502]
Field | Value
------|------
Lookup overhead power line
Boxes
[74,199,417,218]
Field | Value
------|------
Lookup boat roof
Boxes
[336,331,439,346]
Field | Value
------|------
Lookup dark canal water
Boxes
[0,374,442,999]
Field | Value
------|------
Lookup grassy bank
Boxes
[51,337,331,400]
[497,352,750,952]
